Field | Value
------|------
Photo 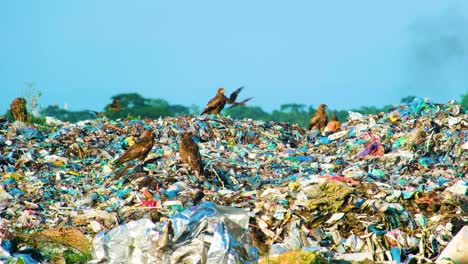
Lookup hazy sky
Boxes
[2,1,468,113]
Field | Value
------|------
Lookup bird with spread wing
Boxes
[201,86,251,115]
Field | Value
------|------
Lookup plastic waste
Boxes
[435,226,468,264]
[91,202,258,264]
[0,98,465,263]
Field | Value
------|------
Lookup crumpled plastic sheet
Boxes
[90,202,258,264]
[91,218,157,264]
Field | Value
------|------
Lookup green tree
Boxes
[40,105,96,122]
[169,104,190,116]
[31,90,468,127]
[400,95,416,104]
[270,104,310,127]
[189,104,201,115]
[103,93,180,120]
[280,103,306,113]
[332,110,349,122]
[461,92,468,110]
[225,106,271,120]
[112,93,145,109]
[352,104,393,115]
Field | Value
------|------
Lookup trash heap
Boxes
[0,98,466,263]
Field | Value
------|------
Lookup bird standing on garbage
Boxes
[179,131,204,180]
[324,112,341,133]
[113,129,154,167]
[201,87,247,115]
[10,97,28,122]
[309,104,328,131]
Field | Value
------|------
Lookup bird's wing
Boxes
[309,115,319,129]
[114,146,136,166]
[139,139,154,157]
[227,86,244,103]
[201,95,223,114]
[228,97,253,109]
[115,139,152,165]
[187,142,202,173]
[188,142,201,161]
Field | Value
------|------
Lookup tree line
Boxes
[5,92,468,128]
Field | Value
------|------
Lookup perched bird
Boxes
[201,87,246,115]
[201,88,228,115]
[110,97,121,111]
[309,104,328,131]
[179,131,204,180]
[10,97,28,122]
[113,130,154,167]
[324,112,341,133]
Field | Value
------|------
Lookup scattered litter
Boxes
[0,98,466,263]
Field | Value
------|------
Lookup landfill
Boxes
[0,97,466,263]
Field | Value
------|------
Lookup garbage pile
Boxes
[0,98,466,263]
[91,202,258,264]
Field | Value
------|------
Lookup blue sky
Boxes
[1,1,467,113]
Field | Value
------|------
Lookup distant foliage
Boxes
[103,93,189,120]
[350,105,394,116]
[225,103,389,128]
[224,105,271,121]
[400,95,416,104]
[40,105,96,123]
[461,92,468,111]
[6,92,466,128]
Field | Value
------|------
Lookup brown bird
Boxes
[324,112,341,133]
[201,87,245,115]
[110,97,121,111]
[309,104,328,131]
[113,129,154,167]
[179,131,204,180]
[10,97,28,122]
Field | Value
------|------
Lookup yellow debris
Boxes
[260,251,326,264]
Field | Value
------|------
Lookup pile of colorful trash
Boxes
[0,98,466,263]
